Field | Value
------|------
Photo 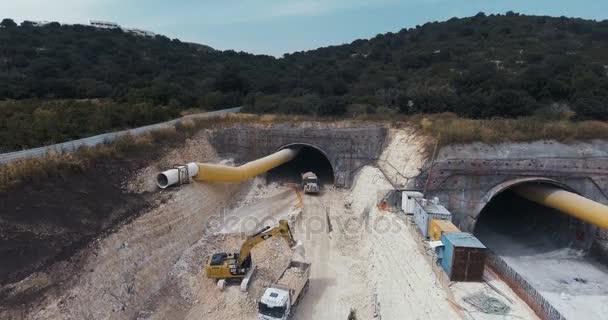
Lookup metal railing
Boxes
[0,107,241,164]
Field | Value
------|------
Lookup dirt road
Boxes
[294,192,373,319]
[219,185,299,234]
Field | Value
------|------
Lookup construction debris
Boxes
[277,267,305,288]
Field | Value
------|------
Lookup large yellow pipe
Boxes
[194,148,297,182]
[156,148,298,188]
[512,184,608,229]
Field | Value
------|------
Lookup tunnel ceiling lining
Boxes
[268,143,335,185]
[277,143,331,158]
[276,143,335,173]
[485,178,580,203]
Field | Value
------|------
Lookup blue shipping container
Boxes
[438,232,487,282]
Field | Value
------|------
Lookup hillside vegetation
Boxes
[1,13,608,150]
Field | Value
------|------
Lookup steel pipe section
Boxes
[156,162,200,188]
[513,183,608,230]
[156,148,298,188]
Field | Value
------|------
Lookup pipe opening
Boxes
[156,173,170,189]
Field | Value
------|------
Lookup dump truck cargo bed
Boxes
[272,260,311,305]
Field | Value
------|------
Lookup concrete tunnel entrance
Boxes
[267,144,335,186]
[475,182,590,255]
[473,181,608,312]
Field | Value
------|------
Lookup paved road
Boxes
[0,107,241,164]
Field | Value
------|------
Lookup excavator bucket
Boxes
[292,240,306,261]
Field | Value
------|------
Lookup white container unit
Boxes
[402,191,424,214]
[413,198,452,238]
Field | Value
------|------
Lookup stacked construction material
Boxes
[413,197,452,238]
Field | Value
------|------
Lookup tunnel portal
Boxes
[267,144,335,186]
[474,182,589,256]
[423,151,608,319]
[473,181,608,319]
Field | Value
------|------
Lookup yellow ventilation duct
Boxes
[194,148,297,182]
[156,148,297,188]
[512,183,608,230]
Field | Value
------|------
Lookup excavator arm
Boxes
[238,219,297,266]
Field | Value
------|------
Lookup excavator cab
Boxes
[205,252,248,280]
[209,253,227,265]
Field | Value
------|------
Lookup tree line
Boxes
[1,12,608,150]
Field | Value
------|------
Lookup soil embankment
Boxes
[0,157,152,295]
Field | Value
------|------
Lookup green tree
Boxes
[1,18,17,27]
[318,96,347,116]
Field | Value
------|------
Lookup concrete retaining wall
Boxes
[209,125,388,187]
[487,253,565,320]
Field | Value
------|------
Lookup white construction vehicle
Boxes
[301,172,319,194]
[258,260,311,320]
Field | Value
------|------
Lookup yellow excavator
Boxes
[205,219,300,291]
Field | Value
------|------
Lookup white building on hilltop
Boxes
[90,20,120,29]
[23,20,52,27]
[125,28,156,37]
[89,20,156,37]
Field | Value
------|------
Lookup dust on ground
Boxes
[136,182,302,320]
[133,170,385,320]
[350,166,460,319]
[219,180,300,234]
[136,232,293,320]
[0,129,249,320]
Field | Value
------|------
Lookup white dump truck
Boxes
[258,260,311,320]
[301,172,319,194]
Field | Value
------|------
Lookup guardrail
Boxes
[0,107,242,164]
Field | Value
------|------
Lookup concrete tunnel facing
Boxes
[267,144,335,186]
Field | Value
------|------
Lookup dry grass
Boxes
[415,113,608,146]
[202,113,330,124]
[0,129,177,191]
[2,112,608,190]
[0,154,84,190]
[173,119,197,134]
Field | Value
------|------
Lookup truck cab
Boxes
[258,261,310,320]
[301,172,319,194]
[258,287,291,320]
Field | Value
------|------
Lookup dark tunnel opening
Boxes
[267,145,334,186]
[474,186,587,257]
[473,182,608,298]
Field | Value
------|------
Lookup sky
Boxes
[2,0,608,56]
